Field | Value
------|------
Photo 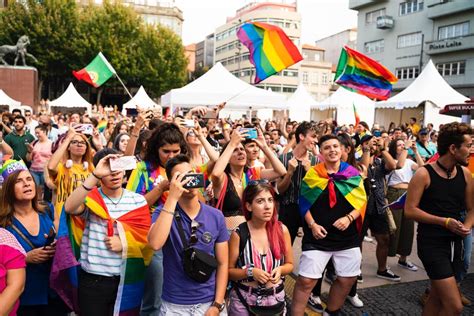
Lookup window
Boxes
[283,86,297,93]
[322,73,328,85]
[399,0,423,16]
[366,8,386,24]
[396,66,420,80]
[314,53,321,62]
[364,40,384,53]
[436,61,466,76]
[302,72,308,84]
[397,32,422,48]
[438,22,469,40]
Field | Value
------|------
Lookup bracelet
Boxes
[92,172,102,180]
[82,184,93,191]
[346,214,353,223]
[161,208,175,216]
[445,217,451,228]
[308,220,315,228]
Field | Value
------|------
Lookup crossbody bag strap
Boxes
[233,284,252,312]
[215,173,228,211]
[174,212,189,249]
[10,224,35,250]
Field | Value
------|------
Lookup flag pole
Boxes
[114,73,133,99]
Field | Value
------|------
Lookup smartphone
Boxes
[75,124,94,135]
[127,108,138,116]
[373,130,381,137]
[43,227,56,249]
[241,128,258,139]
[183,119,195,128]
[110,156,137,171]
[203,110,217,119]
[183,173,205,189]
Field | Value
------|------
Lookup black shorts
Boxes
[362,211,390,236]
[417,235,464,280]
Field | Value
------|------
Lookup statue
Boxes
[0,35,38,66]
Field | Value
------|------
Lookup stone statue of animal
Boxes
[0,35,38,66]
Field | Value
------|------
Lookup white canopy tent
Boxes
[49,83,91,114]
[287,84,319,122]
[123,86,161,110]
[160,62,287,111]
[0,89,21,111]
[376,60,470,128]
[312,87,375,127]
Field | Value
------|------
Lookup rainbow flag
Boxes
[127,160,168,213]
[353,103,360,126]
[335,46,397,100]
[97,120,107,133]
[299,162,366,233]
[237,22,303,84]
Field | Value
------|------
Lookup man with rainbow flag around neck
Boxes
[61,149,153,316]
[291,134,367,316]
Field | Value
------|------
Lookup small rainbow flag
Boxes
[97,120,107,133]
[353,103,360,126]
[335,46,397,100]
[237,22,303,84]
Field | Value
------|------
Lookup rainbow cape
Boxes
[51,189,153,315]
[127,160,168,213]
[299,162,367,233]
[237,22,303,83]
[335,46,397,100]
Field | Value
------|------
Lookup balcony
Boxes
[376,15,394,29]
[426,34,474,55]
[349,0,385,10]
[426,0,474,19]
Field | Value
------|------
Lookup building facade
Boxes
[314,28,358,66]
[299,45,333,101]
[214,1,301,95]
[350,0,474,97]
[195,33,215,70]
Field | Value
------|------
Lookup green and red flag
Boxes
[73,52,116,88]
[353,103,360,126]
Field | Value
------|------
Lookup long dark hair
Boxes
[337,134,356,167]
[388,138,403,159]
[0,170,44,228]
[144,123,188,168]
[242,183,285,260]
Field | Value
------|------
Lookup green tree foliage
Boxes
[0,0,187,98]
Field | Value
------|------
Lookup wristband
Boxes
[92,172,102,180]
[82,184,93,191]
[161,208,175,216]
[445,217,451,228]
[346,215,353,223]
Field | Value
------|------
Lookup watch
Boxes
[211,301,225,312]
[246,265,254,278]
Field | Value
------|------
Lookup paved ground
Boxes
[285,230,474,315]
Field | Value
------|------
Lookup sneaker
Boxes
[357,274,364,283]
[308,294,324,313]
[347,294,364,308]
[398,260,418,271]
[376,269,401,282]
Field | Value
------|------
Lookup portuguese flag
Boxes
[73,52,115,88]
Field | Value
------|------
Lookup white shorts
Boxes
[298,247,362,279]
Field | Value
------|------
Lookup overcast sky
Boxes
[176,0,358,45]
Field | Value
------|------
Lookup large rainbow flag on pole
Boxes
[237,22,303,84]
[335,46,397,100]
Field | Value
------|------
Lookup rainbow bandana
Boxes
[299,162,366,233]
[52,188,153,315]
[1,159,28,180]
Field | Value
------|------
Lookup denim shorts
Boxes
[160,300,227,316]
[31,170,45,187]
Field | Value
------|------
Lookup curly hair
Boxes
[437,122,472,156]
[144,123,188,168]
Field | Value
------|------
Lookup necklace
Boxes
[101,188,124,206]
[229,172,243,187]
[436,160,454,179]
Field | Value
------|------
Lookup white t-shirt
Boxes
[386,159,417,186]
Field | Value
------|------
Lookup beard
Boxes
[456,157,469,167]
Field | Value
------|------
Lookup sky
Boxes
[176,0,358,46]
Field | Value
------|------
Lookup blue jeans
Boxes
[31,170,45,187]
[140,250,163,316]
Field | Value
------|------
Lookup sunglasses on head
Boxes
[248,179,270,186]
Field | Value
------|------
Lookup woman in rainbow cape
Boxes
[292,135,366,315]
[51,150,153,316]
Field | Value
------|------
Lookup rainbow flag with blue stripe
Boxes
[335,46,397,100]
[299,162,366,233]
[237,22,303,84]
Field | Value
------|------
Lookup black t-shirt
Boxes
[302,187,359,252]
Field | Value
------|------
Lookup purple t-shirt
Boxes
[152,202,229,304]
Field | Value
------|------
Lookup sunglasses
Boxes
[248,179,270,186]
[189,220,200,245]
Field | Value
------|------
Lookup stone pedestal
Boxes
[0,66,38,108]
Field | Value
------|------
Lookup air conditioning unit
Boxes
[376,15,394,29]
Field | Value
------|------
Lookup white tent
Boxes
[376,60,469,128]
[123,86,161,110]
[0,89,21,111]
[287,84,319,122]
[312,87,375,127]
[161,62,287,110]
[49,83,91,113]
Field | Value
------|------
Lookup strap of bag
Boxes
[238,222,250,256]
[10,224,35,250]
[417,141,433,157]
[174,212,189,249]
[233,284,253,313]
[215,173,228,211]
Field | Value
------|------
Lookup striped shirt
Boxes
[79,188,148,276]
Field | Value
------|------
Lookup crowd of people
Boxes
[0,104,472,316]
